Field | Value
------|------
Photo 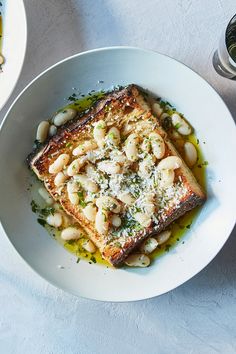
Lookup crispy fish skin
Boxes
[28,85,206,266]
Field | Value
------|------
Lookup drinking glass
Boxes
[213,14,236,79]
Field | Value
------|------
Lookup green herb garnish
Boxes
[174,123,181,130]
[37,218,46,227]
[114,242,122,248]
[162,116,172,131]
[31,200,38,213]
[102,212,107,222]
[90,256,97,263]
[67,94,77,101]
[165,244,171,252]
[40,207,55,217]
[34,139,42,149]
[77,191,87,208]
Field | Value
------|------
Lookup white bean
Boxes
[95,209,109,235]
[106,127,120,146]
[36,121,50,143]
[61,227,82,241]
[85,194,96,204]
[134,212,152,227]
[117,192,135,206]
[83,204,97,221]
[72,140,97,156]
[171,113,192,135]
[125,254,150,267]
[152,102,163,117]
[93,120,106,147]
[149,132,165,159]
[138,155,155,178]
[155,230,171,245]
[61,212,74,227]
[111,214,122,227]
[142,193,156,215]
[53,202,62,211]
[159,169,175,188]
[46,212,63,228]
[97,160,121,174]
[67,180,79,194]
[96,196,121,213]
[67,157,86,176]
[141,137,151,153]
[68,192,79,205]
[122,122,133,136]
[125,133,139,161]
[54,172,67,187]
[48,124,57,137]
[38,187,53,205]
[49,153,70,174]
[53,108,77,126]
[74,174,99,193]
[184,142,197,167]
[82,239,96,253]
[140,237,158,254]
[67,181,79,205]
[157,156,182,170]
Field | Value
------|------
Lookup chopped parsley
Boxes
[31,200,38,213]
[102,211,107,222]
[67,93,77,101]
[165,244,171,252]
[174,122,182,130]
[158,100,166,108]
[77,191,87,208]
[97,122,105,129]
[33,139,42,149]
[198,160,208,168]
[90,256,97,263]
[40,207,55,217]
[37,218,47,227]
[65,239,75,245]
[31,201,55,217]
[108,132,115,139]
[161,116,172,131]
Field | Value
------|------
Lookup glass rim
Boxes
[225,13,236,60]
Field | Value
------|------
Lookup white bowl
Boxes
[0,0,27,110]
[0,47,235,302]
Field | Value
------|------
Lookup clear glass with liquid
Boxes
[213,14,236,79]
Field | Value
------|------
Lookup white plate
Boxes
[0,47,235,302]
[0,0,27,110]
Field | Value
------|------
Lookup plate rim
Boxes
[0,0,28,111]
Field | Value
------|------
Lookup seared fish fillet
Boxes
[28,85,205,266]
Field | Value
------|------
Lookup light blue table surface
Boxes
[0,1,236,353]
